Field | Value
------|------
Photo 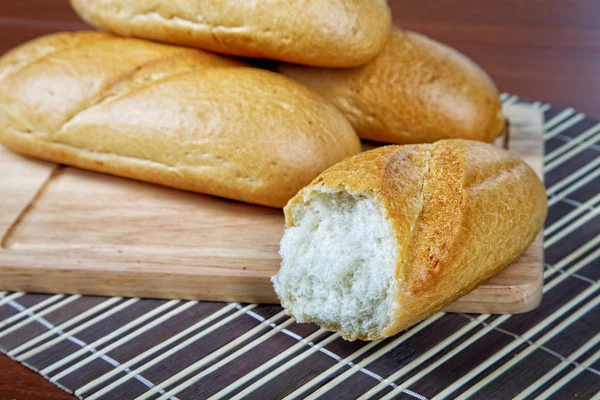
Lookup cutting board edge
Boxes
[0,238,544,314]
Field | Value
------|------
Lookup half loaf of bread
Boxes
[69,0,391,68]
[0,31,361,208]
[278,29,505,144]
[272,140,547,340]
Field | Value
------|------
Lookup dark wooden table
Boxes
[1,1,599,398]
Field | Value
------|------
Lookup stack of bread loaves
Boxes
[0,0,547,340]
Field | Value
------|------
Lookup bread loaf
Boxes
[272,140,547,340]
[69,0,391,68]
[0,32,361,208]
[278,29,506,144]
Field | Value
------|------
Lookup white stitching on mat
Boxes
[75,303,240,399]
[358,227,599,398]
[432,285,599,400]
[413,231,599,399]
[357,314,495,400]
[547,157,600,200]
[545,123,600,163]
[0,294,173,399]
[555,133,600,152]
[147,310,292,400]
[204,327,331,400]
[543,113,586,140]
[544,108,575,130]
[451,293,600,400]
[533,346,600,399]
[514,331,600,399]
[545,236,600,281]
[544,263,596,285]
[1,294,64,328]
[545,127,600,172]
[0,295,78,338]
[544,247,600,288]
[544,209,600,248]
[242,308,351,364]
[45,300,190,381]
[123,305,273,400]
[9,298,135,360]
[549,169,600,206]
[223,333,344,400]
[236,305,429,400]
[545,194,600,240]
[0,292,25,308]
[282,339,381,399]
[560,197,599,213]
[300,315,444,400]
[458,313,600,376]
[372,247,600,399]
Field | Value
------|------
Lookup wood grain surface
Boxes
[1,1,597,398]
[0,355,74,400]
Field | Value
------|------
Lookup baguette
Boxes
[0,32,361,208]
[278,29,505,144]
[69,0,391,68]
[272,140,547,340]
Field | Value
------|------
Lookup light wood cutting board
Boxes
[0,104,544,314]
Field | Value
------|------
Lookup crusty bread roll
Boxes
[0,31,361,208]
[69,0,391,68]
[278,29,506,144]
[273,140,547,340]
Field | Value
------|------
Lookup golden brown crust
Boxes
[278,29,506,144]
[69,0,391,67]
[0,31,361,208]
[283,140,547,340]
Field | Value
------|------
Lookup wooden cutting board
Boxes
[0,104,544,314]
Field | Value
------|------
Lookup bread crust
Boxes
[69,0,391,67]
[279,29,506,144]
[0,32,361,208]
[284,140,547,340]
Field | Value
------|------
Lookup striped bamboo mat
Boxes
[1,95,599,400]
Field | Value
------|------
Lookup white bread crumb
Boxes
[272,187,397,339]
